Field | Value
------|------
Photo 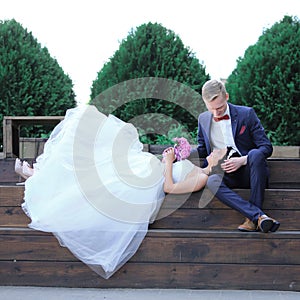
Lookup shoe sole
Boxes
[270,221,280,232]
[259,219,274,233]
[238,227,258,232]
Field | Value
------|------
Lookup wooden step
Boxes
[1,227,299,264]
[0,185,25,205]
[4,205,299,230]
[0,227,299,290]
[2,260,300,290]
[1,186,299,231]
[152,188,300,231]
[267,158,300,188]
[2,186,299,209]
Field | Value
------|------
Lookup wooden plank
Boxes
[271,146,300,158]
[1,204,299,230]
[3,116,64,125]
[1,226,300,238]
[1,231,300,265]
[0,186,25,205]
[145,229,300,239]
[0,159,35,184]
[0,160,26,183]
[187,158,300,188]
[150,209,300,231]
[0,233,74,261]
[3,118,13,158]
[1,188,299,230]
[268,159,300,188]
[0,261,299,291]
[19,137,48,159]
[164,189,300,210]
[0,227,49,235]
[1,184,299,209]
[1,158,300,187]
[136,235,300,264]
[0,207,30,226]
[150,145,300,158]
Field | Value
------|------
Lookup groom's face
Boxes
[204,93,229,118]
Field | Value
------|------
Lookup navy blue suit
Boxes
[197,103,273,223]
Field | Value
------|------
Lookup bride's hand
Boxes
[163,147,176,164]
[207,148,227,167]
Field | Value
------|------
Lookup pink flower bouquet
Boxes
[172,137,191,161]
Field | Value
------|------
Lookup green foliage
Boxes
[90,22,209,144]
[0,19,76,149]
[226,15,300,145]
[139,123,197,145]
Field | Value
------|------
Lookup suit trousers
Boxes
[206,149,269,223]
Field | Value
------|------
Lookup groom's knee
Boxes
[248,149,267,170]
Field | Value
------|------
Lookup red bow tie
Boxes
[213,114,230,122]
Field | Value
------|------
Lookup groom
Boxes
[196,79,280,233]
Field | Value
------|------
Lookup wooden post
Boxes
[3,117,19,158]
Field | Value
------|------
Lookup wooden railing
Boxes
[3,116,64,158]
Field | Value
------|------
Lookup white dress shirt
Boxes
[210,104,241,154]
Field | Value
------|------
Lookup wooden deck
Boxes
[0,154,299,290]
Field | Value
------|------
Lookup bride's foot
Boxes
[15,158,29,179]
[22,161,34,177]
[15,158,22,173]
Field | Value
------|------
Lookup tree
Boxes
[226,15,300,145]
[90,22,209,143]
[0,19,76,150]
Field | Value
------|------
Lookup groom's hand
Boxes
[221,156,247,173]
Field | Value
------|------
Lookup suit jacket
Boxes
[197,103,273,159]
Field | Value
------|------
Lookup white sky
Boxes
[1,0,299,104]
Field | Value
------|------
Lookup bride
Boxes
[17,104,217,279]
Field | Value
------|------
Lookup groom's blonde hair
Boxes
[202,79,227,102]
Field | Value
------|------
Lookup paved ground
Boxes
[0,287,299,300]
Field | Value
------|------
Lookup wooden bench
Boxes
[3,116,64,158]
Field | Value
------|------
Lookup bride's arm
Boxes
[163,148,208,194]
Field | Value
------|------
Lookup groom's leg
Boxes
[206,173,263,223]
[247,149,269,209]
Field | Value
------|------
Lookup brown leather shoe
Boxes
[258,215,280,233]
[238,218,257,232]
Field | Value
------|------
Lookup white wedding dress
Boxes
[22,105,195,279]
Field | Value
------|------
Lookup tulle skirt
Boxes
[22,105,166,278]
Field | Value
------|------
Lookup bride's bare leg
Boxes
[15,158,29,179]
[22,161,34,177]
